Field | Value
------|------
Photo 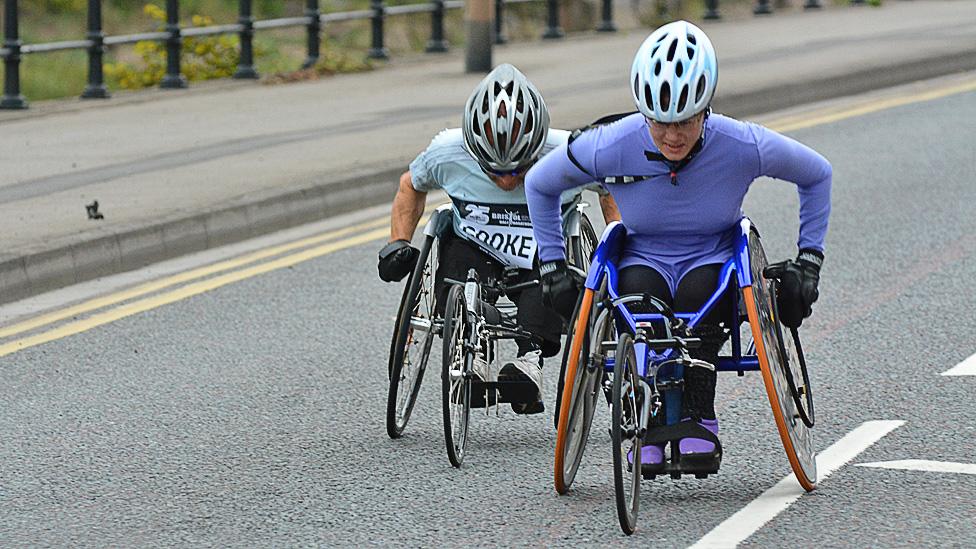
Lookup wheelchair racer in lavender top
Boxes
[525,21,831,472]
[378,64,620,415]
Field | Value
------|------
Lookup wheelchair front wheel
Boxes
[386,234,438,439]
[611,332,642,536]
[442,284,472,468]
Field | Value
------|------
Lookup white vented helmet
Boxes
[631,21,718,123]
[462,63,550,173]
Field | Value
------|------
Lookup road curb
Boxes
[2,56,975,307]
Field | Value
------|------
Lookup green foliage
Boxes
[104,4,241,89]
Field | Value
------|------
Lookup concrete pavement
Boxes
[1,0,975,305]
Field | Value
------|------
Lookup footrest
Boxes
[484,379,540,404]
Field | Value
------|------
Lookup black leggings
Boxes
[617,263,732,420]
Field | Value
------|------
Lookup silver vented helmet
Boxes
[462,64,550,174]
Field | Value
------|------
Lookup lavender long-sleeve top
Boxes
[525,113,831,290]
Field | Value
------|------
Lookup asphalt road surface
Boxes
[1,75,974,547]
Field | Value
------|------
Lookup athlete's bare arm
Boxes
[390,171,427,242]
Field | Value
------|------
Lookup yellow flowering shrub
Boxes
[105,4,242,89]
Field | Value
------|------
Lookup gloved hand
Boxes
[764,249,823,329]
[540,259,582,320]
[377,240,419,282]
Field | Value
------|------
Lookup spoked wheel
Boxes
[743,229,817,491]
[442,284,472,468]
[554,282,611,493]
[611,332,642,536]
[770,292,815,428]
[386,235,438,439]
[567,211,598,273]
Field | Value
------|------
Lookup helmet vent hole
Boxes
[481,93,489,114]
[523,111,534,134]
[505,82,514,97]
[511,118,521,146]
[654,60,662,76]
[633,75,641,100]
[675,62,684,78]
[695,76,707,103]
[493,82,502,96]
[483,121,494,146]
[651,45,661,57]
[656,34,667,43]
[687,33,697,45]
[659,82,671,110]
[644,83,655,111]
[677,84,689,113]
[498,131,508,155]
[687,47,695,59]
[667,39,678,62]
[516,90,525,113]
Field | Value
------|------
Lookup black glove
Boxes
[764,249,823,329]
[540,259,582,320]
[377,240,419,282]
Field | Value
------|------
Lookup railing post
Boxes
[753,0,773,15]
[368,0,388,59]
[851,0,866,4]
[160,0,187,88]
[426,0,448,52]
[703,0,721,20]
[494,0,506,44]
[1,0,28,109]
[302,0,321,68]
[597,0,616,32]
[465,0,492,72]
[82,0,110,99]
[804,0,823,8]
[234,0,259,78]
[542,0,563,39]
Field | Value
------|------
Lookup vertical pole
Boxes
[542,0,563,39]
[368,0,388,59]
[596,0,616,32]
[703,0,721,20]
[803,0,822,8]
[753,0,773,15]
[1,0,28,109]
[82,0,110,98]
[494,0,506,44]
[160,0,187,88]
[426,0,448,53]
[465,0,492,72]
[234,0,259,78]
[302,0,321,68]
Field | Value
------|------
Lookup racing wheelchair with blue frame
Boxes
[552,218,816,535]
[386,200,598,467]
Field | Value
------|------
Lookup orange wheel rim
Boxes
[554,288,593,494]
[743,286,817,492]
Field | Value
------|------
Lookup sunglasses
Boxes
[480,159,536,178]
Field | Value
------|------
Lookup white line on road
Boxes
[856,459,976,476]
[941,352,976,376]
[689,420,905,549]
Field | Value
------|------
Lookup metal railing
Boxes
[2,0,860,109]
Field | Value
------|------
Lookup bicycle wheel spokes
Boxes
[611,332,642,536]
[387,236,437,439]
[442,285,471,468]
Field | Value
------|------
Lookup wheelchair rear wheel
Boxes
[386,234,438,439]
[554,281,611,493]
[743,229,817,491]
[611,332,642,536]
[442,284,472,468]
[567,211,598,272]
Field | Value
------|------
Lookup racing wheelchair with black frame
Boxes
[552,218,817,535]
[386,200,599,463]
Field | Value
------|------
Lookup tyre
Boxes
[743,228,817,490]
[567,211,598,273]
[386,235,439,439]
[442,284,472,468]
[553,282,612,492]
[611,332,642,536]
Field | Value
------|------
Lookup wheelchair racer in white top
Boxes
[378,64,619,414]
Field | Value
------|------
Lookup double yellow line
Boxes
[0,214,410,358]
[2,76,974,358]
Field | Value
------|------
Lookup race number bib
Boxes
[452,198,537,269]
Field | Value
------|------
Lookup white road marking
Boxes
[941,352,976,376]
[856,459,976,476]
[689,420,905,549]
